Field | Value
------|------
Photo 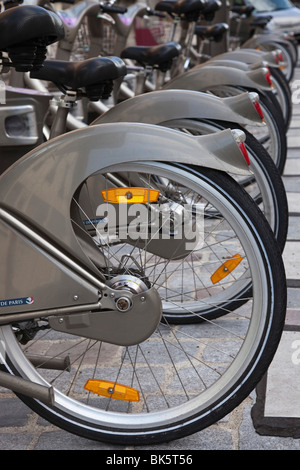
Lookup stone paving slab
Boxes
[286,193,300,214]
[284,158,300,174]
[283,241,300,283]
[264,331,300,419]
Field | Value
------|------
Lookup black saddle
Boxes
[155,0,221,22]
[250,15,273,28]
[30,56,127,100]
[121,42,182,72]
[155,0,206,14]
[0,5,64,71]
[195,23,229,42]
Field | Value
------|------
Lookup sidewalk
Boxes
[0,68,300,452]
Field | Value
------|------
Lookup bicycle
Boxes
[0,3,287,445]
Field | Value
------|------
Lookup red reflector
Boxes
[239,142,250,166]
[253,101,264,121]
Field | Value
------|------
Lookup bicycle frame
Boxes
[38,0,150,59]
[0,85,51,171]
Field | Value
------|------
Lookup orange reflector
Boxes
[84,379,140,401]
[101,187,160,204]
[211,254,244,285]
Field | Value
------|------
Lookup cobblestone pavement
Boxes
[1,63,300,453]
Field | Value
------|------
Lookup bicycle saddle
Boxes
[250,16,273,28]
[231,5,255,17]
[30,56,127,100]
[121,42,182,72]
[195,23,229,42]
[155,0,207,18]
[200,0,221,21]
[0,5,64,70]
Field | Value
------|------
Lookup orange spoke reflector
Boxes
[211,254,244,285]
[101,187,160,204]
[84,379,140,401]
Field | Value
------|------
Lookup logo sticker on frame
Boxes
[0,297,34,307]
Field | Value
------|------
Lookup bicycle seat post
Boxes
[49,90,77,139]
[169,15,181,42]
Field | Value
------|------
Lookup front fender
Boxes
[92,89,262,127]
[212,50,278,67]
[163,64,271,92]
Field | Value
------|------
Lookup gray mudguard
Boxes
[200,59,253,72]
[212,49,278,67]
[243,34,289,49]
[163,63,272,92]
[0,123,250,315]
[93,89,262,127]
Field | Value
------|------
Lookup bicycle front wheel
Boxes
[0,163,286,445]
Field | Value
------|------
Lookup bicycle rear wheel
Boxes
[0,163,286,445]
